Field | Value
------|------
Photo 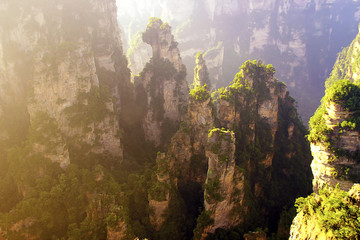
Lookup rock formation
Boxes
[147,58,312,239]
[0,0,132,239]
[0,4,314,239]
[0,0,130,167]
[147,70,214,231]
[148,152,172,231]
[215,61,289,195]
[135,17,189,146]
[308,27,360,193]
[120,0,360,123]
[310,101,360,192]
[193,53,211,89]
[199,129,245,239]
[326,24,360,87]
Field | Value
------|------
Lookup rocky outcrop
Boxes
[290,29,360,240]
[142,18,184,72]
[127,31,152,77]
[308,28,360,192]
[136,18,188,146]
[199,128,245,239]
[216,61,288,169]
[198,60,313,238]
[311,102,360,192]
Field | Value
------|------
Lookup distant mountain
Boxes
[118,0,360,123]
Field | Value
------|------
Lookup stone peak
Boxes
[142,17,183,71]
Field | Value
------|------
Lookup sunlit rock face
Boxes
[216,61,288,170]
[200,129,245,239]
[310,102,360,193]
[119,0,360,123]
[0,0,131,167]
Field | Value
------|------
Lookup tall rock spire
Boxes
[136,17,189,146]
[193,52,211,89]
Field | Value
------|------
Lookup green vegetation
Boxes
[326,30,360,88]
[64,85,112,127]
[142,17,162,44]
[195,52,204,60]
[147,17,163,28]
[204,178,223,202]
[295,185,360,239]
[0,112,125,239]
[324,79,360,112]
[189,84,210,102]
[307,105,332,144]
[207,128,234,163]
[212,60,273,104]
[308,79,360,160]
[148,177,170,201]
[193,210,214,240]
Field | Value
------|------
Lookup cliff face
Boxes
[0,0,132,239]
[120,0,360,123]
[0,0,130,167]
[308,27,360,193]
[215,61,287,178]
[135,18,189,146]
[310,102,360,192]
[200,129,245,239]
[199,61,312,238]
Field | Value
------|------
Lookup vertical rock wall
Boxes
[0,0,129,165]
[199,129,244,239]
